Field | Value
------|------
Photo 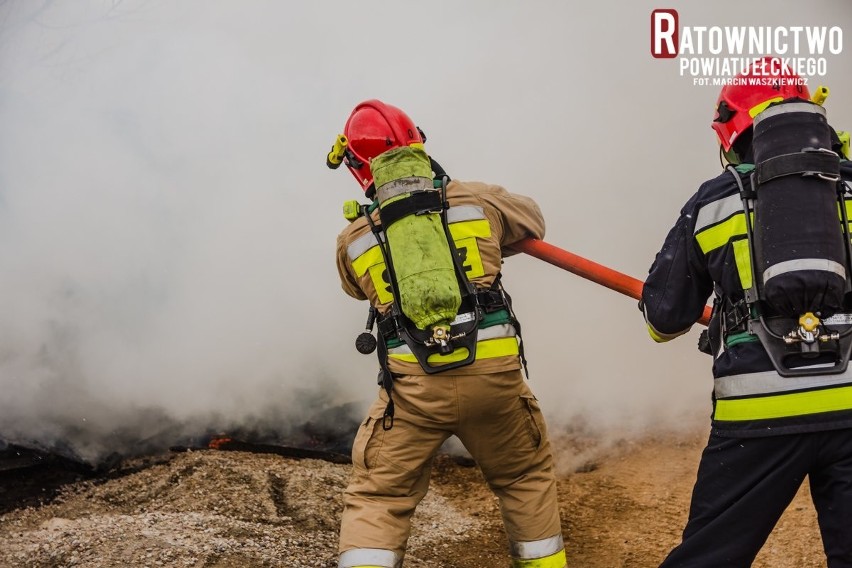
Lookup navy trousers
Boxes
[659,429,852,567]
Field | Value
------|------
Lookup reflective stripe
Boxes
[696,196,852,256]
[645,322,688,343]
[453,235,487,279]
[449,219,491,240]
[387,324,517,357]
[511,549,567,568]
[753,100,826,126]
[714,385,852,421]
[695,212,748,254]
[446,204,486,223]
[388,336,519,364]
[510,535,565,559]
[748,97,784,119]
[347,232,384,263]
[375,177,431,203]
[843,199,852,223]
[351,245,384,278]
[694,193,743,234]
[644,303,689,343]
[338,548,401,568]
[715,368,852,398]
[763,258,846,283]
[732,238,753,290]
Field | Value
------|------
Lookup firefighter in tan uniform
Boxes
[327,100,566,568]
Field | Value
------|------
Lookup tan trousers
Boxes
[338,369,562,563]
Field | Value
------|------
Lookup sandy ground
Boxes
[0,428,825,568]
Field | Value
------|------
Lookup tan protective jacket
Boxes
[336,179,545,376]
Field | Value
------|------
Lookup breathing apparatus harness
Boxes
[705,101,852,377]
[346,160,526,430]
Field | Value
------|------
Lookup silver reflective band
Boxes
[446,204,486,223]
[376,177,433,204]
[386,324,517,356]
[509,535,565,559]
[714,368,852,398]
[339,548,402,568]
[763,258,846,283]
[694,193,743,234]
[753,100,826,126]
[347,231,385,262]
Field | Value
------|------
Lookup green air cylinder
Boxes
[371,146,461,330]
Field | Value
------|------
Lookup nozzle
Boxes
[812,86,829,106]
[326,134,349,169]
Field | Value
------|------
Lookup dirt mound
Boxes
[0,430,825,567]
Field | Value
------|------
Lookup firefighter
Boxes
[641,58,852,567]
[328,100,566,568]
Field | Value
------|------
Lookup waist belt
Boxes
[376,287,510,342]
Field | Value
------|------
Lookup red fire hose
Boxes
[513,238,712,327]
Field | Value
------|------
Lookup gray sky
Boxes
[1,0,850,461]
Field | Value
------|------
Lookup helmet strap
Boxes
[364,182,377,200]
[720,145,741,167]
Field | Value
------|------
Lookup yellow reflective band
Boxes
[453,236,485,279]
[839,200,852,224]
[351,245,383,278]
[511,549,567,568]
[647,324,667,343]
[645,322,688,343]
[732,238,753,290]
[838,130,850,159]
[749,97,784,118]
[695,212,749,254]
[388,337,519,364]
[367,264,394,305]
[715,385,852,421]
[449,219,491,240]
[350,245,393,304]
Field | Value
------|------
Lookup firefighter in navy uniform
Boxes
[642,58,852,567]
[327,100,566,568]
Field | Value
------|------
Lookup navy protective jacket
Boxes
[642,160,852,437]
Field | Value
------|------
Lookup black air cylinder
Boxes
[752,99,844,317]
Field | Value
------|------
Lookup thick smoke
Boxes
[0,1,850,464]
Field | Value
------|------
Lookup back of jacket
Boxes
[643,160,852,437]
[337,179,544,377]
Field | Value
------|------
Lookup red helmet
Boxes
[712,57,811,151]
[342,100,425,191]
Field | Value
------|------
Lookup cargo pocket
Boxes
[352,407,387,472]
[520,394,544,449]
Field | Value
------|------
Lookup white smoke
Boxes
[0,1,850,463]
